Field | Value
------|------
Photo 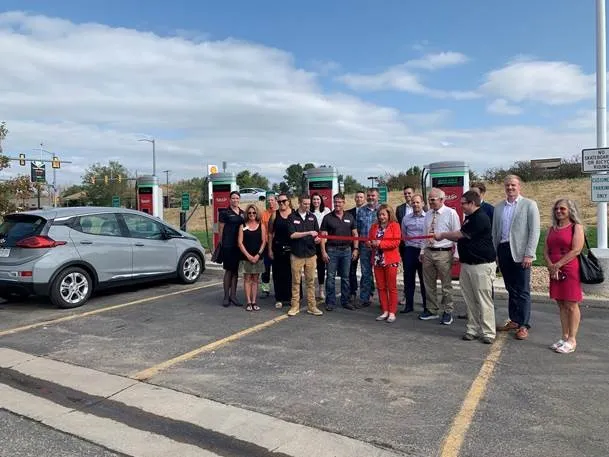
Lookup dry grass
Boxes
[165,177,598,232]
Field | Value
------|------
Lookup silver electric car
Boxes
[0,207,206,308]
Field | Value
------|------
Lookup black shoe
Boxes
[342,303,355,310]
[400,306,413,314]
[325,305,334,312]
[481,336,495,344]
[222,297,230,307]
[462,333,478,341]
[230,298,243,307]
[359,301,371,308]
[457,314,468,320]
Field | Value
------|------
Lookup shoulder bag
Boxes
[573,225,604,284]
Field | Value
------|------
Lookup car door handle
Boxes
[135,243,145,247]
[80,241,93,245]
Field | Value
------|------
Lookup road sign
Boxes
[30,161,46,183]
[378,185,388,204]
[112,195,120,207]
[582,147,609,172]
[591,174,609,202]
[208,164,218,175]
[181,192,190,211]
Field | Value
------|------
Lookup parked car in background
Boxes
[0,207,205,308]
[239,188,267,202]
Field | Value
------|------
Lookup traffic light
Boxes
[19,153,26,166]
[91,176,96,184]
[52,156,60,169]
[104,175,109,185]
[117,175,122,183]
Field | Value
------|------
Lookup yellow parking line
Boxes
[0,281,223,338]
[132,314,289,381]
[440,333,507,457]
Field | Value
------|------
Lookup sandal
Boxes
[252,304,260,311]
[555,341,576,353]
[246,304,253,312]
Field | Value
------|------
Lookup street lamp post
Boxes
[34,143,57,208]
[162,169,170,208]
[138,138,156,177]
[597,0,608,249]
[367,176,378,188]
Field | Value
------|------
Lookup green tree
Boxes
[0,122,15,214]
[343,175,364,194]
[82,161,129,206]
[283,163,315,195]
[236,170,269,189]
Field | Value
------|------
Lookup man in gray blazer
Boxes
[492,175,541,340]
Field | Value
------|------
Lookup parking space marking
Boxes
[0,281,223,338]
[132,314,289,381]
[439,333,507,457]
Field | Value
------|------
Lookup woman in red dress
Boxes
[368,204,401,323]
[543,198,584,354]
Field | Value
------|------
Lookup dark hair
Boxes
[376,204,396,223]
[333,192,346,201]
[367,187,379,195]
[298,194,311,203]
[355,190,366,196]
[470,182,487,194]
[311,192,326,212]
[403,186,415,192]
[462,190,481,206]
[230,190,240,198]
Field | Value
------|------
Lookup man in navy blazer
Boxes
[491,175,540,340]
[470,182,494,225]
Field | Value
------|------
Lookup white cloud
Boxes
[0,12,598,187]
[480,58,594,105]
[487,98,523,116]
[406,52,469,70]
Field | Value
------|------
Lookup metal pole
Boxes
[152,139,156,177]
[597,0,608,249]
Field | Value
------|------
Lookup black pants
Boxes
[316,244,325,285]
[272,248,292,303]
[402,246,426,310]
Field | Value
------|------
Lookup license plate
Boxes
[0,248,10,257]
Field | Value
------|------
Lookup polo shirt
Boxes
[288,211,319,258]
[457,208,496,264]
[320,210,356,248]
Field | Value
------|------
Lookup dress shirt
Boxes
[422,205,461,250]
[401,211,426,248]
[500,196,521,243]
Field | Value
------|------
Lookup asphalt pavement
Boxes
[0,266,607,457]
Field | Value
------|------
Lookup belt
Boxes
[428,247,452,252]
[327,245,351,250]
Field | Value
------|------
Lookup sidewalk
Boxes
[203,254,609,308]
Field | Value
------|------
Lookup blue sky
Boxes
[0,1,602,185]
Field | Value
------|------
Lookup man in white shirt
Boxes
[419,188,461,325]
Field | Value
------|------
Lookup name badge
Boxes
[344,219,351,223]
[294,220,301,225]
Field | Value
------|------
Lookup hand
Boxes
[268,250,274,260]
[452,256,459,264]
[371,240,380,248]
[310,230,318,238]
[351,250,359,261]
[521,256,533,269]
[434,232,443,241]
[314,236,321,244]
[322,252,330,264]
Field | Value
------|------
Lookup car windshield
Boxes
[0,215,47,247]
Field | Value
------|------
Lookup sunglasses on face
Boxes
[278,199,288,204]
[555,206,568,211]
[247,211,257,215]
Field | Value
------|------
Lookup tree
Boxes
[82,161,130,206]
[343,175,364,194]
[236,170,269,189]
[382,172,420,191]
[283,163,315,195]
[0,121,9,169]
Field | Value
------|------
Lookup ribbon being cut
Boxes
[317,234,434,242]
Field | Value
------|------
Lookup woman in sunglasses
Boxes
[268,193,295,309]
[218,191,245,307]
[238,204,267,311]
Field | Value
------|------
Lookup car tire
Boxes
[50,266,93,309]
[178,252,203,284]
[258,196,266,201]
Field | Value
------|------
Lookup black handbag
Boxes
[574,226,604,284]
[211,243,223,264]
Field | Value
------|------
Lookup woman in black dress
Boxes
[218,191,245,306]
[268,193,294,309]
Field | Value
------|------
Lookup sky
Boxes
[0,0,603,187]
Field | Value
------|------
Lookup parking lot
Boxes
[1,266,608,457]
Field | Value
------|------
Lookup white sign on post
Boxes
[591,174,609,202]
[582,147,609,172]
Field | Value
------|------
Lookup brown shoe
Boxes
[515,327,529,340]
[497,320,519,332]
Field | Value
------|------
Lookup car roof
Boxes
[9,207,159,220]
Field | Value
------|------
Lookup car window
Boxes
[0,215,47,247]
[75,213,122,237]
[122,214,164,240]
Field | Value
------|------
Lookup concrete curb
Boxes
[203,254,609,309]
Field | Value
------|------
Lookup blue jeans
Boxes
[325,247,351,307]
[497,242,531,328]
[358,245,373,302]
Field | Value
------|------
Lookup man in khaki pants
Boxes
[287,194,323,316]
[434,190,497,343]
[419,188,461,325]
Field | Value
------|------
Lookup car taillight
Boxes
[16,236,67,248]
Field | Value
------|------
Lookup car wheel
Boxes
[178,252,202,284]
[50,266,93,309]
[258,196,266,201]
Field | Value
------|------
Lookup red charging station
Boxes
[210,172,238,248]
[304,166,339,210]
[136,175,163,218]
[423,161,469,278]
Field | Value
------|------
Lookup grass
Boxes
[533,226,597,267]
[190,230,213,250]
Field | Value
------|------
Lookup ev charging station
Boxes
[210,172,238,248]
[421,161,470,278]
[304,166,339,210]
[136,175,164,219]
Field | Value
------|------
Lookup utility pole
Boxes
[162,170,170,208]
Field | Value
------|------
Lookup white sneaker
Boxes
[376,312,389,321]
[275,302,283,309]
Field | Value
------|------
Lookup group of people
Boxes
[217,174,585,353]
